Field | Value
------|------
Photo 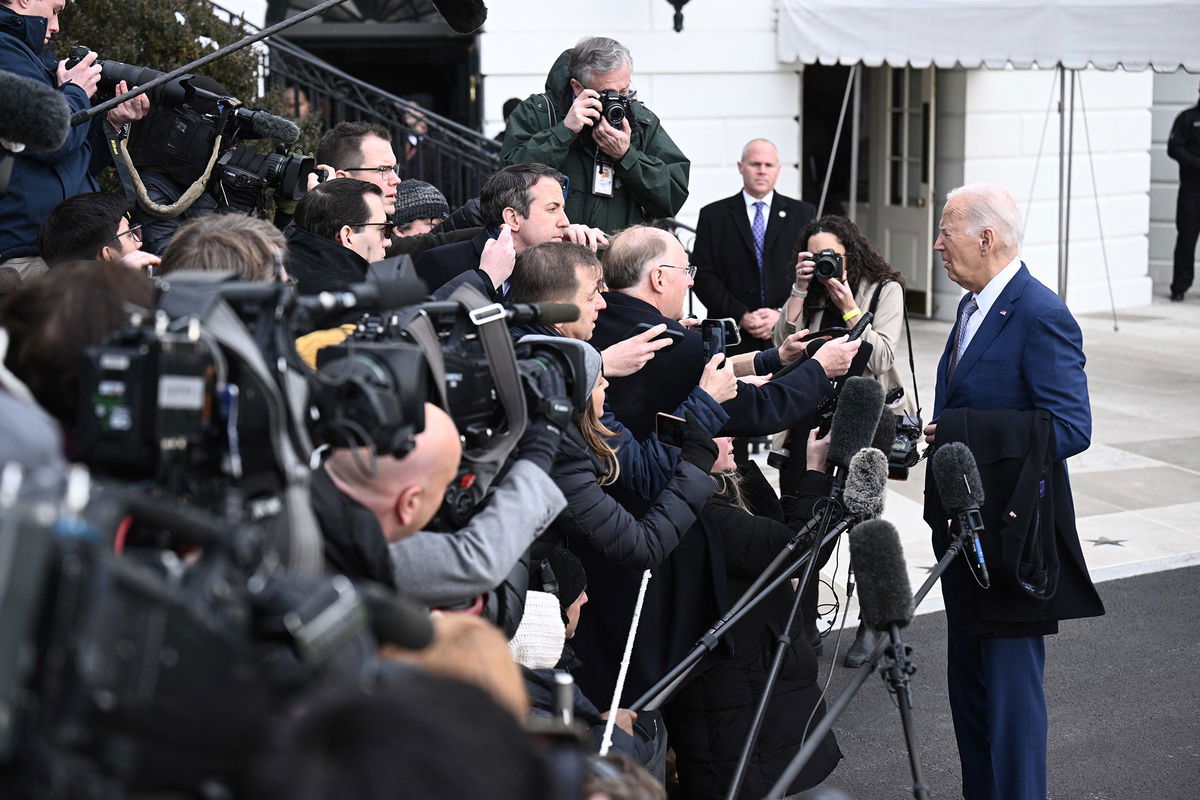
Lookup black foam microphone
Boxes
[827,376,885,470]
[431,0,487,32]
[356,583,435,650]
[931,442,990,587]
[244,109,301,145]
[0,71,71,152]
[871,409,897,456]
[506,302,580,326]
[849,519,914,631]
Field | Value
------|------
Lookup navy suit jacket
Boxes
[932,264,1090,462]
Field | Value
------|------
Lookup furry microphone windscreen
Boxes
[931,442,986,514]
[826,376,885,469]
[842,447,888,521]
[247,111,300,146]
[870,410,897,454]
[431,0,488,32]
[849,519,914,631]
[0,71,70,152]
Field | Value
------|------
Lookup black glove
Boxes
[516,357,572,473]
[518,414,564,473]
[678,412,718,474]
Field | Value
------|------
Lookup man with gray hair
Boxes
[501,36,690,233]
[923,183,1103,800]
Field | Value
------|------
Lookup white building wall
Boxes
[1150,72,1197,291]
[478,0,801,230]
[956,67,1154,315]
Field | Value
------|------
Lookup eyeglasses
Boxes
[353,221,395,239]
[344,165,400,177]
[658,263,697,280]
[107,224,142,246]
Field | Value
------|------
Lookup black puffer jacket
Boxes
[538,425,713,569]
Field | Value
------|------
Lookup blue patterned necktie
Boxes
[948,295,979,379]
[752,201,766,305]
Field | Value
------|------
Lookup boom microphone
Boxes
[0,71,71,152]
[236,107,301,145]
[849,519,914,631]
[827,376,885,470]
[431,0,488,33]
[931,442,990,587]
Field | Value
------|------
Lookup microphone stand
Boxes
[764,531,971,799]
[883,622,930,800]
[722,500,842,800]
[631,506,851,712]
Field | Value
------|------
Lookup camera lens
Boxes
[604,104,626,126]
[813,250,842,281]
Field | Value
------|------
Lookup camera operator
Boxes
[416,163,608,299]
[311,121,481,260]
[0,0,149,282]
[285,178,390,295]
[501,36,689,234]
[589,225,860,441]
[37,191,160,271]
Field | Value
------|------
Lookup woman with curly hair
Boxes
[773,215,916,417]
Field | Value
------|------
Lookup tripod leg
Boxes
[886,624,930,800]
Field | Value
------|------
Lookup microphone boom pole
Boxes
[72,0,356,126]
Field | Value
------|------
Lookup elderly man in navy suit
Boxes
[923,183,1103,800]
[692,139,816,354]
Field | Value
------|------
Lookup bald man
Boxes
[692,139,816,355]
[312,403,569,607]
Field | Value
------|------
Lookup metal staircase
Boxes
[211,1,500,207]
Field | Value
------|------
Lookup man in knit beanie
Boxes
[392,180,451,237]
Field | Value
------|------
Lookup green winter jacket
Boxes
[500,50,690,234]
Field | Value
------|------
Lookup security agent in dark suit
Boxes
[923,184,1104,800]
[1167,81,1200,302]
[588,226,860,441]
[692,139,817,354]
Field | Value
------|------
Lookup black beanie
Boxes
[534,546,587,609]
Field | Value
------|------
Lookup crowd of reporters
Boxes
[0,14,912,800]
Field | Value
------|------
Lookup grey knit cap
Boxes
[392,180,450,225]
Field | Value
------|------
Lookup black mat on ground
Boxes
[803,564,1200,799]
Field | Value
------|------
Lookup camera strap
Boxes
[111,124,226,219]
[104,122,137,206]
[868,280,922,416]
[449,283,529,465]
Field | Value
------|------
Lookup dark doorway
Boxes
[801,64,864,217]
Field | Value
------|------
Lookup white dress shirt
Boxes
[960,256,1022,354]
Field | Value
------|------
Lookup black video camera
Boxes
[812,248,844,281]
[884,387,923,480]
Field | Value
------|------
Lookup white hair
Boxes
[569,37,632,86]
[946,183,1024,249]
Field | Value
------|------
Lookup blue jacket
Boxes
[0,7,105,259]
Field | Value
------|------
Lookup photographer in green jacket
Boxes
[501,37,690,234]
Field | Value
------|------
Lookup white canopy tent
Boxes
[775,0,1200,73]
[773,0,1200,309]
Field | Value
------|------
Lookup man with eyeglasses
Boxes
[312,121,482,261]
[37,192,159,271]
[284,178,391,295]
[501,36,690,234]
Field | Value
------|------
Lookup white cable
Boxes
[599,569,652,756]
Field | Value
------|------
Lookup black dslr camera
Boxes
[884,388,923,480]
[596,89,632,128]
[812,248,844,281]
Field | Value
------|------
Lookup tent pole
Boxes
[817,64,857,218]
[1057,64,1067,300]
[849,64,862,223]
[1063,68,1076,301]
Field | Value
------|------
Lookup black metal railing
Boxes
[210,1,500,208]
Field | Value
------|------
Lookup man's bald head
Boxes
[602,225,692,318]
[325,403,462,542]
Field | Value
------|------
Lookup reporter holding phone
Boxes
[774,216,916,419]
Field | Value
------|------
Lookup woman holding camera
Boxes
[774,215,915,417]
